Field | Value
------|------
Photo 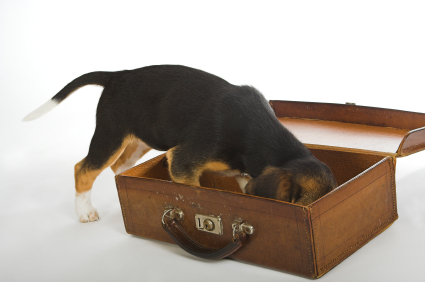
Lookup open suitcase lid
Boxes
[270,100,425,157]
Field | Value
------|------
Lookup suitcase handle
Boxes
[161,208,248,260]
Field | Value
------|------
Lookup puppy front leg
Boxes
[166,147,202,187]
[235,174,251,193]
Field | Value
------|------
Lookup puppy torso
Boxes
[25,65,336,222]
[99,65,311,177]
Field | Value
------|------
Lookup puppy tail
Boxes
[22,71,112,121]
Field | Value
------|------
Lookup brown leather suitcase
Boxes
[115,100,425,278]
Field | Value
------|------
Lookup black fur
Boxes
[52,71,111,103]
[49,65,337,205]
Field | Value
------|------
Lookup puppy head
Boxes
[245,158,337,206]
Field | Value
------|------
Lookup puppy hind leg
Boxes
[75,133,133,223]
[166,147,202,187]
[74,174,99,223]
[111,139,151,175]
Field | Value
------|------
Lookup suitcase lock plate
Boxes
[195,214,223,235]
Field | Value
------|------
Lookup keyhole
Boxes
[203,219,215,231]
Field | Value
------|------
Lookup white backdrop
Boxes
[1,1,424,281]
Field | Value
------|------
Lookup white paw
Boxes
[77,205,100,223]
[235,174,251,193]
[75,191,100,223]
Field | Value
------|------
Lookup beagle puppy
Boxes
[23,65,337,222]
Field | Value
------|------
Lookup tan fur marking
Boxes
[165,147,200,185]
[261,166,280,176]
[75,135,134,193]
[253,166,294,202]
[74,160,101,194]
[170,171,201,187]
[166,149,234,187]
[300,177,320,192]
[165,147,175,167]
[111,139,139,171]
[111,139,151,173]
[203,161,231,172]
[274,168,293,202]
[295,175,329,205]
[298,176,327,205]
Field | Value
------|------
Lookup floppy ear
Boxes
[245,167,295,202]
[294,175,337,206]
[275,169,298,203]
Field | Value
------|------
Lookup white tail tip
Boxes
[22,99,59,121]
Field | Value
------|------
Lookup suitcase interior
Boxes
[122,149,385,196]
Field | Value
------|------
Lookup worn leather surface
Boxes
[399,127,425,156]
[162,217,246,260]
[117,154,316,277]
[270,100,425,130]
[271,100,425,157]
[278,117,408,156]
[308,149,384,187]
[309,157,397,277]
[115,101,419,278]
[116,150,396,278]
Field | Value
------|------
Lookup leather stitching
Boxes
[318,160,397,272]
[312,171,387,217]
[318,216,394,272]
[309,157,389,207]
[389,158,396,216]
[115,176,129,232]
[311,172,388,261]
[303,208,314,275]
[122,154,320,216]
[400,143,425,155]
[311,208,319,266]
[125,176,307,221]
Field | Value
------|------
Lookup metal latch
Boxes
[232,218,255,236]
[162,207,184,224]
[195,214,223,235]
